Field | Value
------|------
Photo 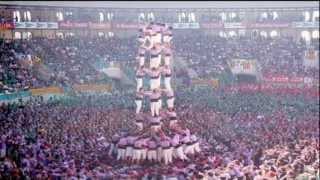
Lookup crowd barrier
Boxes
[30,86,64,96]
[0,91,31,101]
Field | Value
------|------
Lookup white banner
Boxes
[224,22,245,29]
[14,22,58,29]
[292,22,319,28]
[303,50,319,68]
[171,23,200,29]
[228,59,257,75]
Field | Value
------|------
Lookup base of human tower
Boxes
[103,111,215,178]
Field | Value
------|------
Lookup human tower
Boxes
[109,22,201,165]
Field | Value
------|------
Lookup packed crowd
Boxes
[174,33,319,80]
[0,89,318,179]
[1,31,319,93]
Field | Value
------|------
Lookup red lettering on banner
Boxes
[88,22,111,29]
[0,22,15,29]
[59,22,88,28]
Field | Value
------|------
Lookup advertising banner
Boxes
[73,84,112,92]
[25,22,37,29]
[47,22,59,29]
[200,22,224,29]
[59,22,88,29]
[264,75,306,84]
[0,22,15,30]
[249,23,290,28]
[30,87,63,96]
[172,23,200,29]
[192,79,219,88]
[15,22,26,28]
[36,22,48,29]
[224,22,245,29]
[113,23,140,29]
[88,22,111,29]
[14,22,58,29]
[292,22,319,28]
[228,59,257,75]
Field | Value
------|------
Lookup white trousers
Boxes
[132,149,142,162]
[167,97,175,109]
[162,148,173,165]
[157,147,163,162]
[175,146,188,160]
[164,57,171,66]
[150,101,160,116]
[136,78,143,91]
[139,57,145,67]
[164,77,172,92]
[147,150,157,161]
[141,149,147,161]
[184,144,195,155]
[135,100,142,114]
[117,148,126,160]
[194,142,201,153]
[125,146,133,158]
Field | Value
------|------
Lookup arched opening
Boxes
[312,30,319,39]
[98,32,104,37]
[56,12,64,21]
[228,31,237,37]
[272,11,278,20]
[23,11,31,21]
[13,11,21,22]
[148,12,155,22]
[14,32,22,39]
[107,13,113,21]
[301,31,311,43]
[260,31,268,38]
[219,12,227,22]
[270,30,279,38]
[99,12,104,22]
[312,10,319,22]
[22,32,32,39]
[139,13,145,22]
[188,12,195,23]
[219,31,227,38]
[303,11,311,22]
[56,32,64,38]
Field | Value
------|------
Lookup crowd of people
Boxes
[0,87,318,179]
[0,30,319,94]
[0,17,319,180]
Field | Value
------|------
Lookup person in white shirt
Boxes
[135,88,144,114]
[144,89,161,117]
[162,65,172,92]
[136,66,145,91]
[166,90,175,110]
[150,46,162,69]
[145,67,161,91]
